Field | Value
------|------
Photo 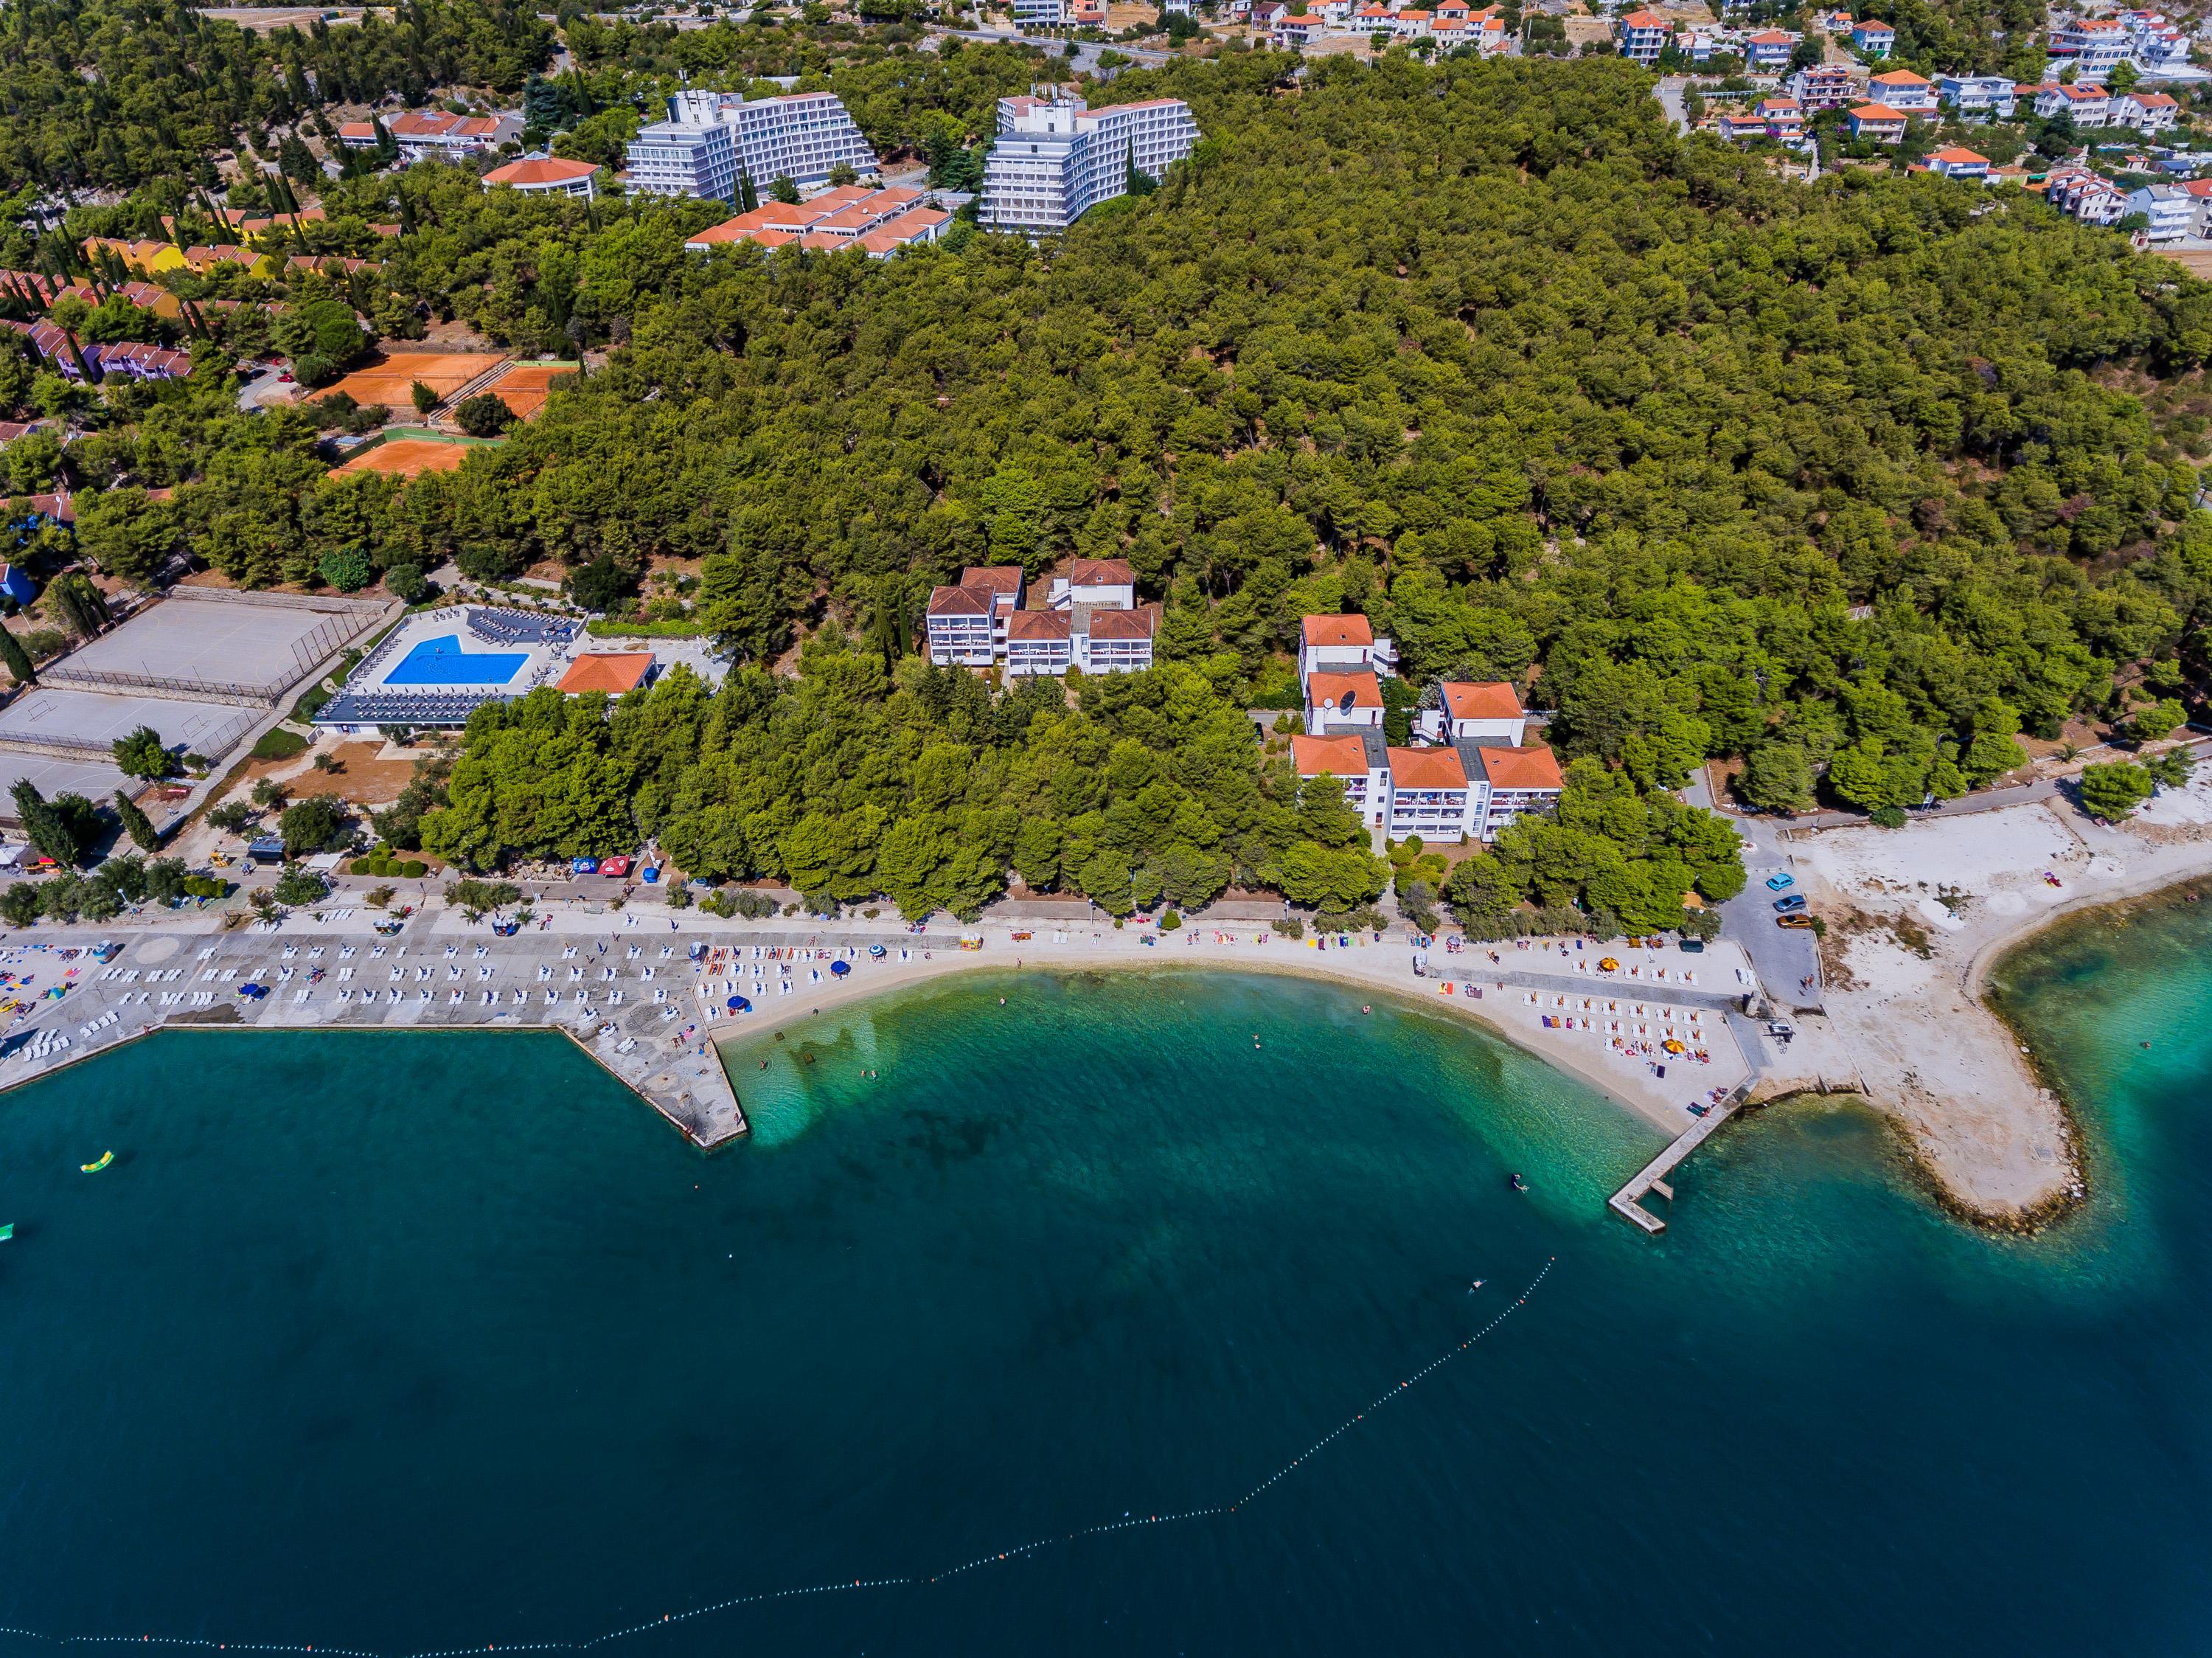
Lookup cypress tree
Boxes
[114,789,159,852]
[0,625,34,686]
[12,780,80,868]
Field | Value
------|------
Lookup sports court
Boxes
[58,594,353,696]
[335,437,478,479]
[479,361,576,421]
[325,351,507,410]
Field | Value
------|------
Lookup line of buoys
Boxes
[0,1259,1557,1658]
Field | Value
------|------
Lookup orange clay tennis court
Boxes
[324,351,507,409]
[481,361,577,421]
[334,438,476,479]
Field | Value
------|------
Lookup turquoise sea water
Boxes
[0,947,2207,1655]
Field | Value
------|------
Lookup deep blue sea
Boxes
[0,937,2205,1657]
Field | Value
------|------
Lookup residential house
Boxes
[1464,743,1567,839]
[1293,732,1388,828]
[1849,18,1893,55]
[482,156,600,199]
[1391,7,1434,35]
[2125,181,2196,237]
[1924,145,1991,178]
[1304,668,1385,736]
[1618,9,1672,63]
[1298,613,1397,682]
[1742,28,1801,69]
[1004,609,1073,677]
[1865,68,1936,111]
[1049,558,1137,611]
[1788,63,1863,108]
[2115,89,2181,132]
[1382,746,1473,839]
[2048,167,2128,223]
[1936,73,2017,117]
[1846,102,1909,142]
[2183,176,2212,236]
[925,566,1025,665]
[1756,94,1806,138]
[2036,81,2112,126]
[1276,13,1327,46]
[2047,16,2131,77]
[1074,606,1158,673]
[338,109,524,162]
[1415,681,1529,746]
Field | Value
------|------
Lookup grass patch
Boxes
[250,727,309,761]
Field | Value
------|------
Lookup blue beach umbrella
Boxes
[830,960,851,978]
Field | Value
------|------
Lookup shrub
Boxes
[1159,909,1182,931]
[209,800,257,833]
[279,795,347,856]
[271,867,327,906]
[250,727,309,762]
[365,884,397,908]
[112,724,174,780]
[1869,805,1907,829]
[319,547,374,593]
[1271,915,1304,940]
[453,393,513,437]
[384,563,430,604]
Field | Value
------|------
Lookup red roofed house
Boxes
[1305,669,1385,736]
[1076,604,1159,674]
[556,652,656,695]
[1742,29,1800,70]
[1004,608,1072,678]
[1847,102,1909,142]
[1464,742,1566,838]
[1925,145,1990,179]
[685,187,950,258]
[1293,732,1388,827]
[1383,745,1472,839]
[483,156,600,200]
[925,566,1025,666]
[1849,18,1893,55]
[1298,612,1397,681]
[1618,9,1672,63]
[1049,558,1136,611]
[1865,68,1935,111]
[2115,89,2180,133]
[1418,681,1529,746]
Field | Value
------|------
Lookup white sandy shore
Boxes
[681,924,1755,1138]
[1755,769,2212,1224]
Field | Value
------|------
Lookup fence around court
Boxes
[0,705,257,767]
[38,595,391,711]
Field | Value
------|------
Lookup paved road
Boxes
[1655,75,1690,133]
[937,25,1172,67]
[1719,814,1823,1012]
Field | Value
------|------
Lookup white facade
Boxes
[2048,18,2131,77]
[1865,69,1937,111]
[1048,559,1137,611]
[2126,182,2196,238]
[977,94,1201,235]
[626,89,878,202]
[1937,74,2017,117]
[2115,90,2181,131]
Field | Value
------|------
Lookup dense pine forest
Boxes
[18,45,2212,923]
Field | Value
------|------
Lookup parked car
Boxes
[1677,938,1706,953]
[1773,895,1807,914]
[1776,914,1815,929]
[1764,873,1795,892]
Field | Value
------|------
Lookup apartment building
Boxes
[1617,9,1672,63]
[1937,74,2017,117]
[976,94,1201,235]
[2047,16,2131,77]
[1756,95,1806,138]
[2125,181,2196,238]
[928,561,1158,674]
[337,109,523,162]
[1293,622,1562,841]
[2115,89,2181,132]
[625,89,877,203]
[1924,145,1991,178]
[1741,28,1801,69]
[1865,68,1936,111]
[1788,63,1863,108]
[1846,102,1909,142]
[1848,18,1893,55]
[2033,81,2112,126]
[925,566,1025,665]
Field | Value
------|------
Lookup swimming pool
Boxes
[382,635,528,687]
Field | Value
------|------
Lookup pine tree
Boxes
[0,625,34,686]
[738,171,759,214]
[114,789,159,852]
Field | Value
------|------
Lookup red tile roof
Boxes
[1068,558,1135,586]
[928,585,992,617]
[1006,609,1070,641]
[1085,607,1155,641]
[1301,613,1374,648]
[1293,733,1372,778]
[1441,681,1523,721]
[556,653,654,694]
[1478,746,1565,791]
[484,157,599,187]
[1307,668,1381,710]
[1386,746,1468,790]
[959,566,1024,596]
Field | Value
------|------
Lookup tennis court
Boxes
[335,438,478,479]
[325,352,508,409]
[481,361,577,422]
[62,594,346,692]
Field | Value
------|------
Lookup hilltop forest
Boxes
[23,47,2212,923]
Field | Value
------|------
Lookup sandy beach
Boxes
[1751,769,2212,1225]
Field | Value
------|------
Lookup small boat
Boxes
[0,1221,13,1241]
[1508,1173,1527,1193]
[1467,1278,1484,1292]
[80,1151,114,1173]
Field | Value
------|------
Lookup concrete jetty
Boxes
[1607,1087,1749,1234]
[0,912,798,1148]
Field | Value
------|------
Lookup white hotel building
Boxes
[625,89,879,202]
[925,561,1158,675]
[1291,614,1562,842]
[977,94,1201,235]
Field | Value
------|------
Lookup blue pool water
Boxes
[382,634,526,686]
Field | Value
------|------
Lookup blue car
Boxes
[1764,873,1795,892]
[1773,894,1807,914]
